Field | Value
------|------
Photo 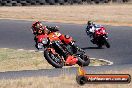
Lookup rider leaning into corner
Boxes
[86,21,103,43]
[31,21,82,65]
[31,21,78,53]
[31,21,59,49]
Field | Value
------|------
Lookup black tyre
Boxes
[48,0,55,5]
[20,0,27,6]
[35,0,42,5]
[67,0,73,4]
[44,49,64,68]
[26,0,31,3]
[104,0,110,3]
[104,39,110,48]
[76,76,87,85]
[94,0,100,4]
[1,1,7,6]
[30,0,36,5]
[75,0,82,4]
[0,0,2,6]
[11,1,18,6]
[58,0,65,5]
[15,0,21,3]
[86,0,92,4]
[6,3,12,6]
[100,0,109,3]
[77,54,90,66]
[6,0,12,3]
[16,2,22,6]
[39,0,46,5]
[77,0,82,4]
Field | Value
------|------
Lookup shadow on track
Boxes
[81,47,104,50]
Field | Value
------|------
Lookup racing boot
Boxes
[35,43,39,50]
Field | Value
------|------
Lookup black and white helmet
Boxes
[87,21,93,26]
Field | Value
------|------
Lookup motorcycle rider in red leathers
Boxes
[31,21,60,49]
[31,21,79,65]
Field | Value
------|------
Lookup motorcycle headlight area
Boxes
[65,35,70,39]
[102,30,105,33]
[42,38,49,44]
[38,43,43,49]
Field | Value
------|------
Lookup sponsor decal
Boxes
[76,67,131,85]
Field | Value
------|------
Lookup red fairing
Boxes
[65,55,78,65]
[95,27,107,36]
[59,35,73,44]
[36,34,48,43]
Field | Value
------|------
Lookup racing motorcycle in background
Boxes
[86,26,110,48]
[41,31,90,68]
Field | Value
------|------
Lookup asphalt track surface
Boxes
[0,19,132,79]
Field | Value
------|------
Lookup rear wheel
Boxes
[77,54,90,66]
[44,49,64,68]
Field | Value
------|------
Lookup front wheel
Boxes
[44,49,64,68]
[104,38,110,48]
[105,40,110,48]
[77,54,90,66]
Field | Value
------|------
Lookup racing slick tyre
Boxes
[104,39,110,48]
[44,49,64,68]
[77,54,90,66]
[76,75,87,85]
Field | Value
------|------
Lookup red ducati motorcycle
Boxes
[42,32,90,68]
